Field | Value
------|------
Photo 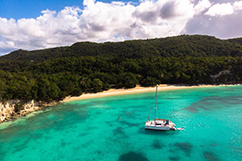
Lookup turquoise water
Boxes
[1,86,242,161]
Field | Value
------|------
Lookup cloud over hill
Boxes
[1,0,242,55]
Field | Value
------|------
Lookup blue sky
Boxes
[0,0,136,19]
[0,0,85,19]
[0,0,242,55]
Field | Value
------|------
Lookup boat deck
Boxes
[145,119,176,130]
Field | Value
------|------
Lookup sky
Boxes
[0,0,242,55]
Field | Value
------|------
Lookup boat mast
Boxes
[154,85,158,121]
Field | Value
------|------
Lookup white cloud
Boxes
[205,3,234,16]
[1,0,242,55]
[234,1,242,10]
[83,0,96,7]
[205,1,242,17]
[183,1,242,39]
[194,0,212,14]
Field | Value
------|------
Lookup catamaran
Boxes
[145,86,177,131]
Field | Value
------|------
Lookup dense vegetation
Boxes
[1,35,242,102]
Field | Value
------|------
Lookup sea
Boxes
[0,85,242,161]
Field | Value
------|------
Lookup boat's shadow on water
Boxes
[139,127,178,136]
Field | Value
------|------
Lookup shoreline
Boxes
[0,84,238,124]
[61,84,234,103]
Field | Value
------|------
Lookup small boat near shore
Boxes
[145,86,177,131]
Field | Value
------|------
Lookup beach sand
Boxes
[62,84,218,102]
[0,84,235,123]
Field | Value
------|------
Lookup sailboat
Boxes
[145,86,176,131]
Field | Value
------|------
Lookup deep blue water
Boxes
[0,86,242,161]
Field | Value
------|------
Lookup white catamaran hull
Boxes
[145,125,174,131]
[145,120,176,131]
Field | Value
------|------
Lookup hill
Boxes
[0,34,242,103]
[1,35,242,62]
[228,37,242,46]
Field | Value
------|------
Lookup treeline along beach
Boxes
[1,35,242,103]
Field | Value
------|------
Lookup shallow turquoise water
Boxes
[1,86,242,161]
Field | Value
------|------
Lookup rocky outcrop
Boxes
[0,100,16,122]
[0,100,59,123]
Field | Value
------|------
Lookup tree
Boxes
[92,78,103,93]
[0,79,5,100]
[141,77,157,87]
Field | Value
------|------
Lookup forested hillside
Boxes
[0,35,242,102]
[2,35,242,61]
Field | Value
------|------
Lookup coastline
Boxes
[0,100,60,123]
[61,84,232,103]
[0,84,237,124]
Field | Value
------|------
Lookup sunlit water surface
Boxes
[1,86,242,161]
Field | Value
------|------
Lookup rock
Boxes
[0,100,59,123]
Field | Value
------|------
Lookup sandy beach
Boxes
[62,84,221,102]
[1,83,235,123]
